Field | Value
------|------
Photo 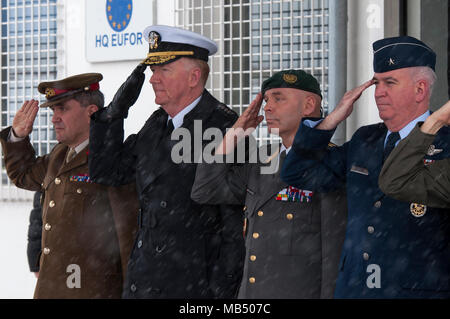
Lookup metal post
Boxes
[329,0,347,145]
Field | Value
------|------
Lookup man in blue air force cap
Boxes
[281,35,450,298]
[88,25,245,299]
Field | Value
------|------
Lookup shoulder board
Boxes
[216,103,237,117]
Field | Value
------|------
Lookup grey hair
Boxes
[409,66,437,96]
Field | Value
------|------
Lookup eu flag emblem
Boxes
[106,0,133,32]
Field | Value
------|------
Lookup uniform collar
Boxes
[384,110,429,147]
[168,95,202,129]
[73,139,89,154]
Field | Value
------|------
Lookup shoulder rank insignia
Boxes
[410,203,426,218]
[276,186,313,203]
[426,144,442,156]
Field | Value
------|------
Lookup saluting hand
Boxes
[216,93,264,155]
[12,99,39,138]
[420,100,450,135]
[318,80,374,130]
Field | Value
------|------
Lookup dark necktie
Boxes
[383,132,400,161]
[279,149,287,164]
[165,119,174,137]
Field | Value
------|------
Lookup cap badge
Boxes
[283,74,297,84]
[388,58,396,66]
[149,31,160,50]
[45,88,56,99]
[410,203,427,218]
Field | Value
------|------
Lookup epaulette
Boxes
[216,103,236,117]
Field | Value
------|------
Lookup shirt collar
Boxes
[384,110,430,147]
[280,143,291,155]
[168,95,202,129]
[73,139,89,154]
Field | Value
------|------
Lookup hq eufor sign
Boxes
[86,0,152,62]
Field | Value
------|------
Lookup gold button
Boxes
[44,223,51,231]
[286,213,294,220]
[54,178,61,185]
[77,188,83,194]
[252,232,259,239]
[49,200,55,208]
[43,247,50,255]
[243,206,247,212]
[250,255,256,261]
[249,277,255,284]
[257,211,263,217]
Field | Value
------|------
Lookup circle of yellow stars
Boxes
[107,0,132,31]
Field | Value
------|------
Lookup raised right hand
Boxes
[216,93,264,154]
[12,100,39,138]
[318,80,374,130]
[106,63,147,120]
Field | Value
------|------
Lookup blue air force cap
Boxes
[142,25,218,66]
[373,36,436,73]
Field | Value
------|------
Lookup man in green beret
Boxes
[191,69,347,298]
[0,73,139,298]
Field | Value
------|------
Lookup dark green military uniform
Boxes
[379,123,450,208]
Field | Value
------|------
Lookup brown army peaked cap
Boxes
[38,73,103,108]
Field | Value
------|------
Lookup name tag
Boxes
[350,165,369,176]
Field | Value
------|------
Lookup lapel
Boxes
[42,144,68,189]
[253,143,288,211]
[57,145,88,176]
[181,90,217,132]
[137,90,217,192]
[135,108,170,191]
[350,123,387,199]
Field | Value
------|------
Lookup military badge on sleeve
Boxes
[410,203,427,217]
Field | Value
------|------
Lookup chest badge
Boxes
[276,186,313,203]
[410,203,427,218]
[426,144,442,156]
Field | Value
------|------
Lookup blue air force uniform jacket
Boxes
[89,90,245,299]
[281,120,450,299]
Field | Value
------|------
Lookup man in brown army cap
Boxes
[0,73,138,298]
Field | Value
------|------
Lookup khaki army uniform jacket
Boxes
[191,143,347,298]
[0,127,138,299]
[379,123,450,208]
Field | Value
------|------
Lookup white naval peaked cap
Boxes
[142,25,218,65]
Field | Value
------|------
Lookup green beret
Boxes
[261,69,322,98]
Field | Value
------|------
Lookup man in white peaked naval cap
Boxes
[88,25,245,299]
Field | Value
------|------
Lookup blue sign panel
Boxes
[106,0,133,32]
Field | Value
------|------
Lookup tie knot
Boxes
[383,132,400,161]
[165,119,174,137]
[66,148,76,163]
